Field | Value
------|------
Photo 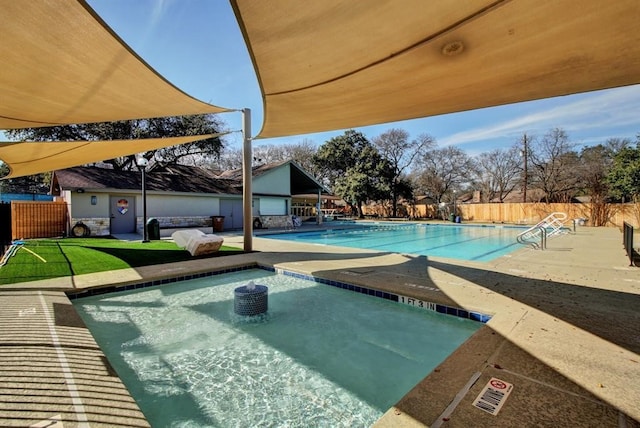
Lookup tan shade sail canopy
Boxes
[231,0,640,138]
[0,134,224,179]
[0,0,230,130]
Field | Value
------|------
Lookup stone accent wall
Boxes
[136,216,213,234]
[72,215,304,236]
[71,217,110,237]
[257,215,293,229]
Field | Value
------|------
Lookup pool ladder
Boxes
[516,212,569,249]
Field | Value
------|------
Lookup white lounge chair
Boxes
[171,229,224,256]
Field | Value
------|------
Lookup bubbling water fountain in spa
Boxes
[234,281,268,316]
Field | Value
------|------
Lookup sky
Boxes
[87,0,640,156]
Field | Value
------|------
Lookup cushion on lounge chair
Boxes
[171,229,224,256]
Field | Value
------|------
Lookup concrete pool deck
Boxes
[0,224,639,427]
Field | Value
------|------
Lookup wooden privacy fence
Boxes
[458,203,589,225]
[456,202,639,228]
[11,201,69,240]
[388,201,640,228]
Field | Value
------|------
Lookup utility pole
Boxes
[522,134,528,203]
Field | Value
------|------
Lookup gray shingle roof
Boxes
[53,166,241,195]
[53,160,329,196]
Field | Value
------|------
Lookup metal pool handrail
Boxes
[516,212,568,249]
[516,225,547,249]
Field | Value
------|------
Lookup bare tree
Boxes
[277,139,319,176]
[212,147,243,171]
[528,128,579,202]
[474,146,521,202]
[373,129,435,216]
[412,145,476,203]
[211,139,319,175]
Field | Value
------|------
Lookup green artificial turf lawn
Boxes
[0,238,244,285]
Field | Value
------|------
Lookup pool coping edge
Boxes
[66,263,493,324]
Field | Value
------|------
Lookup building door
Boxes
[110,196,136,234]
[220,199,244,230]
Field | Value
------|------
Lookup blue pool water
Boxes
[73,268,481,427]
[262,223,524,261]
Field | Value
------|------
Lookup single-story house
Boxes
[51,160,329,236]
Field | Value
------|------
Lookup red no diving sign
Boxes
[490,379,508,390]
[473,377,514,415]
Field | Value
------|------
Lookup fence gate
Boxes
[11,201,68,240]
[0,203,11,254]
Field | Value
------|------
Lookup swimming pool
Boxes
[262,223,524,261]
[72,268,481,427]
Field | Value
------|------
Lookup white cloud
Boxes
[136,0,173,48]
[149,1,168,26]
[439,85,640,147]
